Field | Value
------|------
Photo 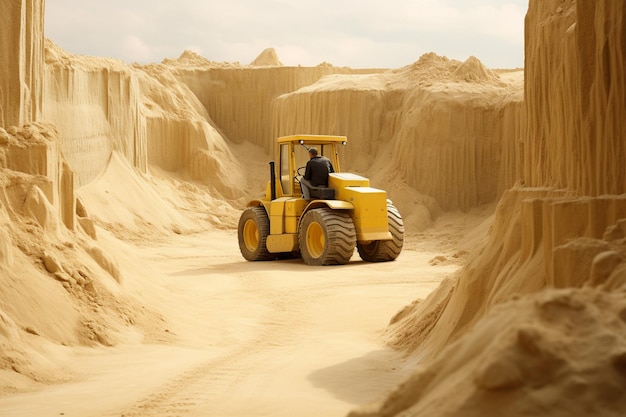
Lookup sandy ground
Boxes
[0,210,483,417]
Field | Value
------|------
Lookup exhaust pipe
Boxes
[269,161,276,200]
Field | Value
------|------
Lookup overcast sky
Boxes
[45,0,528,69]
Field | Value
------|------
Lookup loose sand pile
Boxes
[250,48,283,66]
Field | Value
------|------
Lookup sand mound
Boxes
[160,49,221,68]
[352,287,626,417]
[452,55,502,83]
[250,48,283,66]
[391,52,503,87]
[0,121,238,392]
[45,39,127,71]
[0,167,171,396]
[77,152,193,236]
[77,151,242,240]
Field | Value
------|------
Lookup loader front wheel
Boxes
[357,202,404,262]
[238,206,272,261]
[299,208,356,266]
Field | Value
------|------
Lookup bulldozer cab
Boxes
[275,135,345,198]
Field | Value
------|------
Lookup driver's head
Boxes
[309,147,318,158]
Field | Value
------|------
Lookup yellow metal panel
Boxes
[269,199,288,234]
[284,199,306,233]
[358,231,393,242]
[325,200,354,209]
[328,173,370,188]
[338,187,389,238]
[285,199,306,216]
[285,216,298,234]
[267,234,298,253]
[334,186,385,206]
[269,199,306,235]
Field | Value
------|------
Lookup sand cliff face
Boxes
[43,42,141,187]
[516,0,626,291]
[165,58,382,149]
[524,0,626,195]
[354,1,626,415]
[41,42,524,213]
[384,0,626,355]
[271,53,522,211]
[0,0,45,127]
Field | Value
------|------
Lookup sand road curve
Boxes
[0,228,464,417]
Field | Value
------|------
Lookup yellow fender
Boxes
[298,199,354,230]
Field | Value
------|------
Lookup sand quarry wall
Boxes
[41,47,389,195]
[388,0,626,366]
[34,53,522,218]
[270,57,523,211]
[523,0,626,195]
[381,0,626,352]
[166,55,523,212]
[0,0,74,231]
[41,42,523,214]
[43,50,145,186]
[168,62,381,147]
[352,2,626,416]
[0,0,44,128]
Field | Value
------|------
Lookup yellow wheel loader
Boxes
[238,135,404,266]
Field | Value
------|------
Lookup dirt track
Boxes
[0,223,468,417]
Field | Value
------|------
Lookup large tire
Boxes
[299,208,356,266]
[357,202,404,262]
[238,206,273,261]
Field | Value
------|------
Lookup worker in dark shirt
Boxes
[300,147,334,200]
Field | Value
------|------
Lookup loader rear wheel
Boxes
[238,206,272,261]
[299,208,356,266]
[357,202,404,262]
